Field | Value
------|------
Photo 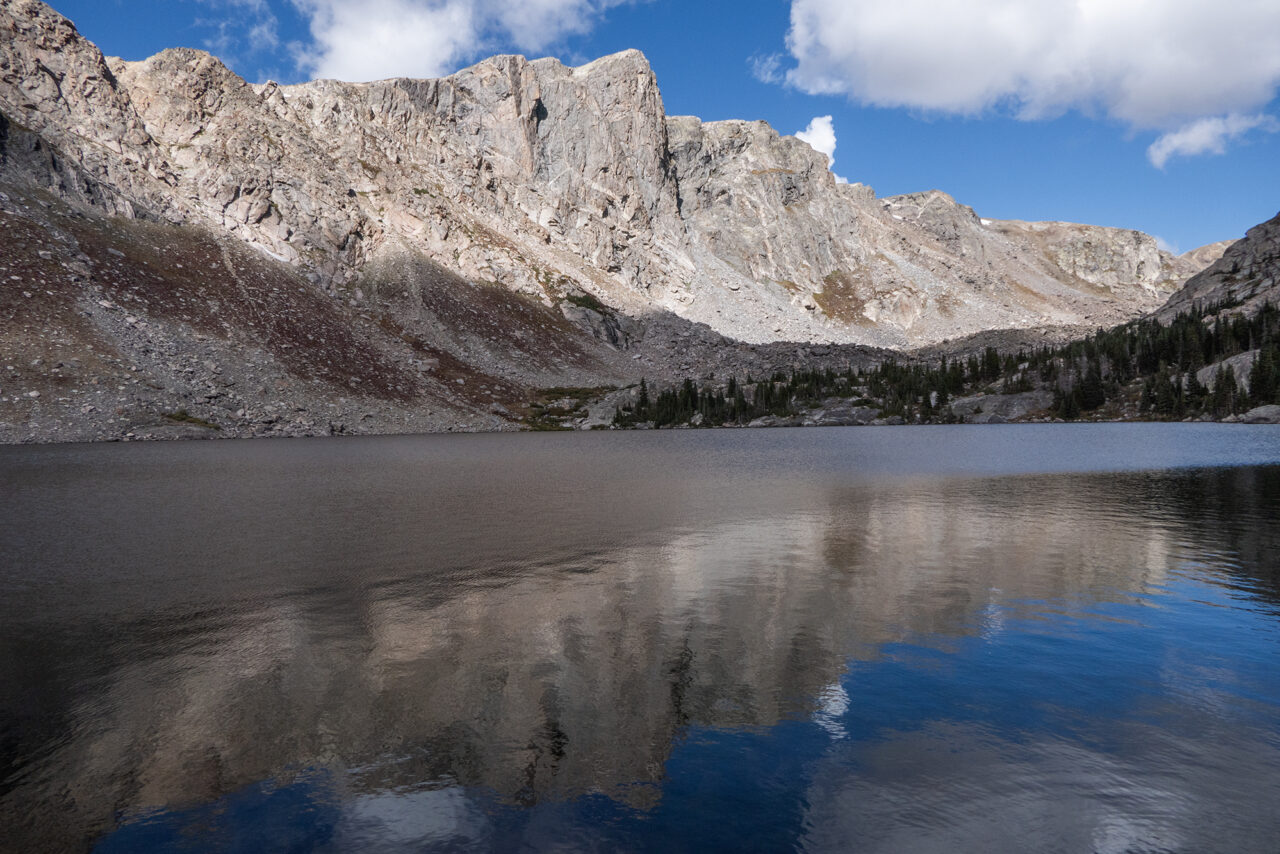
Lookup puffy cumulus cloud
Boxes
[796,115,837,166]
[795,115,848,182]
[1147,113,1279,169]
[291,0,476,80]
[782,0,1280,163]
[291,0,628,82]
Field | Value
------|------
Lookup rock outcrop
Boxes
[1158,211,1280,319]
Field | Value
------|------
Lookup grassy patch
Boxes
[561,292,609,313]
[522,417,575,431]
[540,385,619,398]
[813,270,874,325]
[519,386,619,431]
[163,409,220,430]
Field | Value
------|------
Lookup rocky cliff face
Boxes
[1158,211,1280,319]
[1,0,1231,348]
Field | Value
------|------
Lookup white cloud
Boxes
[750,53,783,85]
[291,0,628,82]
[796,115,849,183]
[193,0,280,79]
[1147,113,1279,169]
[246,18,280,53]
[496,0,618,51]
[781,0,1280,162]
[796,115,837,166]
[291,0,476,80]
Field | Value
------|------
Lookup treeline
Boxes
[613,301,1280,428]
[614,372,858,428]
[1045,300,1280,419]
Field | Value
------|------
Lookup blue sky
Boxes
[54,0,1280,251]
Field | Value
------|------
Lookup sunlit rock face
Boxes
[0,0,1231,349]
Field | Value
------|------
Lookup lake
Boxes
[2,424,1280,853]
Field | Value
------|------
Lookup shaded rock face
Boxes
[1159,211,1280,319]
[0,0,1234,352]
[0,178,633,443]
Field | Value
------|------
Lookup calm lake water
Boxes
[3,425,1280,853]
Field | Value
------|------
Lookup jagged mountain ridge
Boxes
[0,0,1230,350]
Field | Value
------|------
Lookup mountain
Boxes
[0,0,1238,440]
[1158,211,1280,320]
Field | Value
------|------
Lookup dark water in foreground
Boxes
[3,425,1280,853]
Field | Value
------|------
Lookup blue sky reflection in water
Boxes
[1,426,1279,852]
[89,577,1280,853]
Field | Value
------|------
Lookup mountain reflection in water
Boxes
[1,425,1279,852]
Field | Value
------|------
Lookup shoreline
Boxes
[3,410,1277,446]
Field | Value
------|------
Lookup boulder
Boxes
[1239,405,1280,424]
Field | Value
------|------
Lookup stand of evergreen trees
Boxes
[612,301,1279,429]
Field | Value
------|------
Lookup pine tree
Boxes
[982,346,1001,382]
[1185,371,1207,412]
[1080,360,1106,410]
[1212,365,1238,416]
[1250,348,1277,406]
[1055,386,1081,420]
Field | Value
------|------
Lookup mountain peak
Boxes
[0,0,1233,350]
[571,48,652,75]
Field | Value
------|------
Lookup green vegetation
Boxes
[1026,299,1279,420]
[523,386,619,431]
[561,291,609,313]
[163,409,220,430]
[612,301,1279,429]
[614,370,862,428]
